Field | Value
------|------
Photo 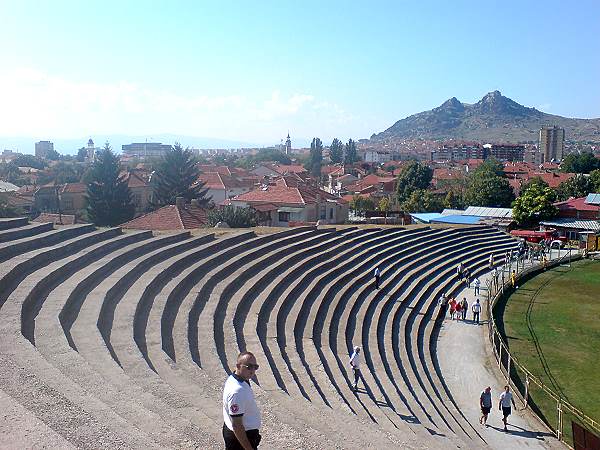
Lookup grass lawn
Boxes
[502,259,600,443]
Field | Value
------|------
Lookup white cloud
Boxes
[0,68,367,143]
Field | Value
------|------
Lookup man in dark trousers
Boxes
[223,352,262,449]
[373,266,380,289]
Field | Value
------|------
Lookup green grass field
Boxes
[502,259,600,442]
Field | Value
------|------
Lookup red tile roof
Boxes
[60,183,87,194]
[33,213,78,225]
[555,197,600,213]
[120,204,207,230]
[198,172,246,190]
[198,165,233,176]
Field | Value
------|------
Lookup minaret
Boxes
[285,132,291,155]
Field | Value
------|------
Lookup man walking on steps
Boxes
[472,299,481,324]
[223,352,262,449]
[480,386,492,426]
[349,346,362,391]
[499,385,517,432]
[373,266,380,289]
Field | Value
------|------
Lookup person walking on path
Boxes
[373,266,380,289]
[463,267,470,288]
[499,385,517,432]
[349,346,363,391]
[222,352,262,450]
[461,298,468,320]
[473,277,481,296]
[511,270,516,288]
[472,299,481,324]
[449,298,457,320]
[454,301,462,321]
[457,262,464,278]
[489,253,494,270]
[480,386,492,426]
[439,293,449,317]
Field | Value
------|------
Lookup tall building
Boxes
[35,141,54,159]
[121,142,173,158]
[539,126,565,162]
[285,132,292,155]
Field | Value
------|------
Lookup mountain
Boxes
[370,91,600,143]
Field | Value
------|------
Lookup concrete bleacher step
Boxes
[0,221,53,243]
[31,231,223,448]
[0,217,28,230]
[383,236,515,444]
[0,223,95,263]
[318,229,506,446]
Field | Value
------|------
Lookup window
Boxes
[320,205,326,220]
[62,198,73,210]
[133,193,142,206]
[278,212,290,222]
[329,208,333,219]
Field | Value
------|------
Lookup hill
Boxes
[370,91,600,143]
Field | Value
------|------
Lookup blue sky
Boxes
[1,0,599,149]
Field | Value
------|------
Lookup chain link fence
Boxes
[485,247,600,448]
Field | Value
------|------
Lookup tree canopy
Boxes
[401,189,444,213]
[12,154,47,170]
[206,206,258,228]
[329,138,344,164]
[86,143,135,226]
[560,152,600,174]
[512,178,558,226]
[396,160,433,203]
[309,137,323,178]
[556,174,594,201]
[590,169,600,192]
[464,171,514,207]
[344,139,358,165]
[152,143,210,207]
[349,195,376,215]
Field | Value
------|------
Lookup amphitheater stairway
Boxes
[0,219,520,449]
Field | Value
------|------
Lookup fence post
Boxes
[557,400,563,441]
[524,374,529,409]
[498,343,503,371]
[506,353,511,382]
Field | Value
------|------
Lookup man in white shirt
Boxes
[373,267,380,289]
[472,299,482,324]
[473,277,481,296]
[223,352,262,449]
[349,346,362,391]
[499,385,517,431]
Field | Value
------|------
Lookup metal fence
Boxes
[485,248,600,448]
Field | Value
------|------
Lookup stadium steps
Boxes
[0,216,28,230]
[0,226,166,448]
[0,221,53,243]
[0,223,96,263]
[31,232,222,448]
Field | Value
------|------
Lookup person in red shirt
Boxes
[449,298,457,320]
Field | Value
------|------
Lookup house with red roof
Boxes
[120,197,207,230]
[227,176,348,226]
[124,170,153,214]
[198,172,252,204]
[554,196,600,220]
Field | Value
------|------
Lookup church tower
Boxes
[285,132,292,155]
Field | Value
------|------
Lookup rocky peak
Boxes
[436,96,464,112]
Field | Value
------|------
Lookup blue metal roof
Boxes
[409,213,444,223]
[585,193,600,205]
[430,215,481,224]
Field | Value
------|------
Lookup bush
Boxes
[207,206,258,228]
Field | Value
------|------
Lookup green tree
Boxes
[38,161,83,185]
[152,143,210,207]
[349,195,376,216]
[0,200,20,218]
[588,169,600,192]
[206,206,258,228]
[76,147,87,162]
[464,171,514,207]
[396,160,433,203]
[344,139,358,164]
[309,137,323,178]
[561,152,600,174]
[45,148,61,161]
[86,143,135,226]
[556,174,594,201]
[476,157,504,177]
[329,138,344,164]
[512,179,558,226]
[401,189,444,212]
[0,162,25,186]
[443,190,464,209]
[12,154,47,170]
